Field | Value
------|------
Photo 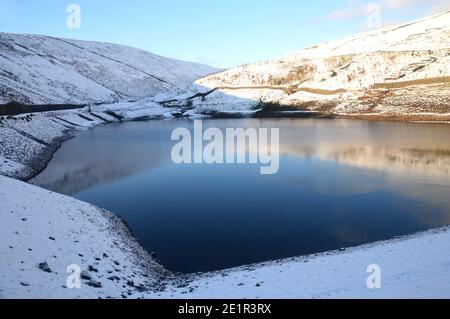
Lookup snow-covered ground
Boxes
[0,175,168,299]
[162,227,450,299]
[0,33,217,105]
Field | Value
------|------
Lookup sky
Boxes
[0,0,449,67]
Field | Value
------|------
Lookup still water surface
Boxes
[31,119,450,273]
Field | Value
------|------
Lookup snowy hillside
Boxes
[0,33,216,105]
[183,11,450,120]
[0,175,169,298]
[200,11,450,89]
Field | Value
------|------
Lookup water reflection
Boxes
[30,118,450,272]
[31,122,171,194]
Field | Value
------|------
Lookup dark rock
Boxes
[86,280,102,288]
[135,285,147,293]
[108,276,120,281]
[38,262,52,273]
[80,271,92,280]
[88,265,99,273]
[20,282,30,287]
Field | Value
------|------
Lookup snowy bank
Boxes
[0,100,180,181]
[2,172,449,298]
[161,226,450,298]
[0,175,168,299]
[1,104,450,298]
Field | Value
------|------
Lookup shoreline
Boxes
[162,224,450,298]
[2,172,450,298]
[1,102,450,298]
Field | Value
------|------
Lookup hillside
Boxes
[186,11,450,121]
[0,33,216,106]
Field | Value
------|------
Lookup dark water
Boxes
[31,118,450,273]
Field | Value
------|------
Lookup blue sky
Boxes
[0,0,448,67]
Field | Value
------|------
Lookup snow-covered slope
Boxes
[0,100,179,181]
[0,175,169,299]
[200,11,450,89]
[0,33,216,105]
[187,11,450,120]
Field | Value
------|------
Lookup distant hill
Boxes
[193,11,450,121]
[0,33,216,105]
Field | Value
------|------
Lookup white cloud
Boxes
[384,0,450,11]
[385,0,423,9]
[428,1,450,13]
[326,0,368,21]
[325,0,450,22]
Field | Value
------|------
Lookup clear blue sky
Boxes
[0,0,445,67]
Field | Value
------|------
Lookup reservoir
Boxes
[31,118,450,273]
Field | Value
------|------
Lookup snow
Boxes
[0,156,28,179]
[0,100,185,181]
[0,33,217,105]
[285,11,450,58]
[0,126,48,170]
[1,11,449,299]
[97,99,175,120]
[0,175,168,299]
[160,227,450,298]
[189,11,450,118]
[1,108,449,299]
[2,173,449,298]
